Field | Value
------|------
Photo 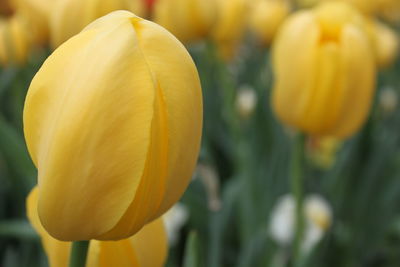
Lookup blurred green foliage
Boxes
[1,40,400,267]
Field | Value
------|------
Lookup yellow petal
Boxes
[50,0,145,48]
[330,24,375,138]
[27,187,168,267]
[302,42,342,134]
[272,11,320,129]
[26,187,71,267]
[98,16,202,240]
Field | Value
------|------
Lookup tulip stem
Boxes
[69,241,89,267]
[291,133,305,267]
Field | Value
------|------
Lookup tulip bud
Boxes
[27,187,167,267]
[23,11,203,241]
[212,0,250,60]
[153,0,217,43]
[50,0,146,48]
[272,2,376,138]
[248,0,290,46]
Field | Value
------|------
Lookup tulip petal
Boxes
[131,218,168,267]
[132,19,202,219]
[27,187,167,267]
[330,24,375,138]
[98,17,202,239]
[302,42,342,134]
[27,187,71,267]
[272,11,320,129]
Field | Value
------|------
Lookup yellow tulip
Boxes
[272,2,376,138]
[0,15,31,65]
[27,187,167,267]
[23,11,202,241]
[50,0,146,48]
[7,14,31,62]
[212,0,250,60]
[153,0,217,43]
[15,0,56,44]
[248,0,290,46]
[369,20,399,68]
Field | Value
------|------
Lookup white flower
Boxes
[269,195,296,245]
[269,194,332,254]
[163,203,189,246]
[235,86,257,119]
[379,86,398,115]
[302,195,332,254]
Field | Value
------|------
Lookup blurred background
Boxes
[0,0,400,266]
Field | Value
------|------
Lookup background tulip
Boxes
[212,0,250,60]
[248,0,290,46]
[153,0,217,43]
[50,0,146,48]
[23,11,203,241]
[15,0,55,45]
[0,15,31,65]
[272,2,376,138]
[370,21,399,68]
[27,187,168,267]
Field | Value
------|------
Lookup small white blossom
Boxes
[235,86,257,119]
[164,203,189,246]
[269,194,332,255]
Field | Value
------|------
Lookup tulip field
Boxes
[1,0,400,267]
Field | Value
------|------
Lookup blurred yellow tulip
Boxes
[153,0,217,43]
[212,0,250,60]
[248,0,290,46]
[369,20,399,68]
[27,187,168,267]
[23,11,202,241]
[15,0,56,44]
[0,15,31,65]
[272,2,376,138]
[50,0,146,47]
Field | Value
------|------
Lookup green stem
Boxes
[291,133,305,267]
[69,241,89,267]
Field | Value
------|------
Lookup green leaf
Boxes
[183,231,200,267]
